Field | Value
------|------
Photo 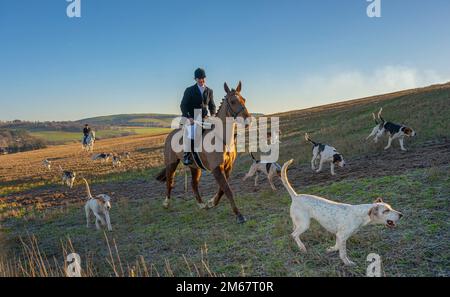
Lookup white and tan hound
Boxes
[83,178,112,231]
[42,159,52,171]
[243,153,281,191]
[281,159,403,266]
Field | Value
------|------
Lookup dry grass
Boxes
[0,234,226,277]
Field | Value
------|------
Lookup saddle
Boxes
[186,138,208,171]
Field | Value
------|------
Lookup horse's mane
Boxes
[216,89,236,115]
[216,99,225,115]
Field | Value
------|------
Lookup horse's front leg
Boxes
[211,167,246,224]
[207,165,232,209]
[207,188,224,209]
[190,167,207,209]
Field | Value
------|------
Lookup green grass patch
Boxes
[29,127,171,144]
[4,166,449,276]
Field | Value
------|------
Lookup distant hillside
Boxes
[0,129,47,153]
[77,113,178,128]
[77,112,265,128]
[268,81,450,165]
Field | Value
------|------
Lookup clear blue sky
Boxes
[1,0,449,121]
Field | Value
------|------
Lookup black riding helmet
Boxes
[194,68,206,79]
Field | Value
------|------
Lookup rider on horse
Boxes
[180,68,216,165]
[83,124,92,145]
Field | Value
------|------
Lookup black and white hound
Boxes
[112,155,122,167]
[91,153,113,163]
[305,133,345,176]
[243,153,282,190]
[59,165,76,188]
[366,108,416,151]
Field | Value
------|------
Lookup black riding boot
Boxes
[183,138,194,165]
[183,152,192,165]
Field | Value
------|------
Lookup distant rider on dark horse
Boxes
[180,68,216,165]
[83,124,92,145]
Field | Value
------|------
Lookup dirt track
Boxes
[2,138,449,214]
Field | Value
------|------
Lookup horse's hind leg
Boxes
[212,167,246,224]
[163,161,179,208]
[190,167,206,209]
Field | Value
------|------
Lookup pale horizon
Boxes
[2,79,449,122]
[1,0,450,121]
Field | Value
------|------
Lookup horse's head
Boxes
[223,81,251,126]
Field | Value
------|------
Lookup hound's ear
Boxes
[95,196,105,205]
[368,205,379,218]
[96,194,106,202]
[236,81,242,93]
[374,197,383,203]
[224,82,231,94]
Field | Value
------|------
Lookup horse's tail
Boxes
[155,167,167,182]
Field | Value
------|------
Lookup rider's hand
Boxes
[189,118,194,124]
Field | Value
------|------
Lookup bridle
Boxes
[225,93,248,119]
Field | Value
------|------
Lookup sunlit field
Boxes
[0,83,449,276]
[29,127,171,145]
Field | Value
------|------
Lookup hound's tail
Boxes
[250,152,260,163]
[377,107,385,123]
[155,167,167,182]
[372,113,379,125]
[304,133,317,146]
[281,159,298,198]
[58,165,63,172]
[82,178,93,199]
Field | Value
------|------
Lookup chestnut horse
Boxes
[155,81,251,223]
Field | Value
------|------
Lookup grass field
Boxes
[0,83,449,276]
[3,166,448,276]
[77,113,177,128]
[29,127,171,145]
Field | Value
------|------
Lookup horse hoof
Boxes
[197,203,208,210]
[162,198,170,209]
[207,198,216,209]
[236,214,247,224]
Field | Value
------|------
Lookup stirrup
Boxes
[183,153,192,165]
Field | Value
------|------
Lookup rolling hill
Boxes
[76,113,178,128]
[0,82,449,276]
